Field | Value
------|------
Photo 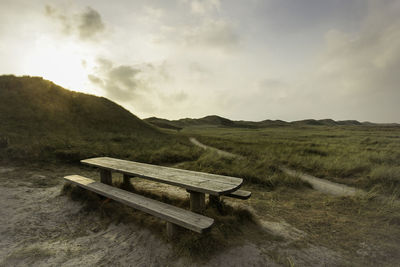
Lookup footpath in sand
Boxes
[189,137,359,197]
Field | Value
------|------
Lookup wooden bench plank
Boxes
[64,175,214,233]
[226,190,251,200]
[81,157,243,195]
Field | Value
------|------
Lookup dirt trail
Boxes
[189,137,359,197]
[279,167,359,196]
[189,137,238,158]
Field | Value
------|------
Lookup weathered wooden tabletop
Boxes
[81,157,243,195]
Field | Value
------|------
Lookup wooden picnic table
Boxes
[81,157,245,213]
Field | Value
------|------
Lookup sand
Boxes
[0,165,347,266]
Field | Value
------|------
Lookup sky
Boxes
[0,0,399,123]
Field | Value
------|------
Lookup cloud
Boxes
[312,1,400,118]
[44,5,55,16]
[45,5,72,35]
[190,0,220,15]
[183,19,239,49]
[88,58,142,102]
[157,18,240,52]
[88,58,190,116]
[257,79,290,100]
[78,7,105,40]
[45,5,105,41]
[160,90,189,105]
[144,1,238,52]
[269,0,400,122]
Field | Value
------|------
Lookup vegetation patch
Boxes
[176,150,311,190]
[182,125,400,196]
[250,186,400,266]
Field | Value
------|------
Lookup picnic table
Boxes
[64,157,251,238]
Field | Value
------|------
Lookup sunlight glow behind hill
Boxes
[24,37,96,95]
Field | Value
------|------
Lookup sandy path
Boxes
[189,137,359,197]
[189,137,238,158]
[279,167,359,196]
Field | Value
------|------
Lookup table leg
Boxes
[100,169,112,185]
[166,222,178,239]
[123,174,131,185]
[188,190,205,213]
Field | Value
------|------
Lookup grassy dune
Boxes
[0,75,202,164]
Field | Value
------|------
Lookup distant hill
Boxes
[0,75,164,162]
[291,119,364,126]
[145,115,398,130]
[144,116,292,129]
[145,117,183,131]
[145,115,236,129]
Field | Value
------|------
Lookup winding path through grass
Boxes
[189,137,238,158]
[189,137,359,196]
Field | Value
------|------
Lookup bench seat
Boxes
[64,175,214,234]
[226,189,251,200]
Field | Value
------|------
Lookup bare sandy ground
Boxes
[0,165,348,266]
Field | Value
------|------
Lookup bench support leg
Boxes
[123,174,131,185]
[188,190,205,214]
[100,169,112,185]
[209,195,220,206]
[166,222,178,240]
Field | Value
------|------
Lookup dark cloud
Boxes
[45,5,105,41]
[78,7,105,40]
[89,59,142,102]
[88,74,103,85]
[88,57,191,116]
[45,5,72,35]
[44,5,55,16]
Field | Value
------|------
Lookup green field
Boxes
[176,125,400,196]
